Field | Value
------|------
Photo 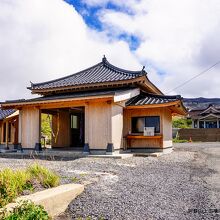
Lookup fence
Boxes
[178,128,220,142]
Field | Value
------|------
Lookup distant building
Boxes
[189,105,220,129]
[0,109,19,148]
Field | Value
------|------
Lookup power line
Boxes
[166,60,220,94]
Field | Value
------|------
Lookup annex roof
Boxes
[0,109,16,120]
[126,93,182,106]
[28,56,162,95]
[126,92,187,115]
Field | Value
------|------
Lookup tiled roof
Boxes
[29,57,146,91]
[126,93,182,106]
[0,109,16,120]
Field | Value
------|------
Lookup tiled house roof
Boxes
[0,109,16,120]
[29,57,147,92]
[126,93,182,106]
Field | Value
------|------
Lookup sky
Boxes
[0,0,220,101]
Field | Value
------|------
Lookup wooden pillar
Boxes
[204,120,206,129]
[217,119,219,128]
[84,103,89,144]
[5,121,9,149]
[18,110,22,144]
[21,107,40,148]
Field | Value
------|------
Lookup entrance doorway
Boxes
[70,107,85,148]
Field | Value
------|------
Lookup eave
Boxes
[126,100,188,116]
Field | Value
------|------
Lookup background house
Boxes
[177,98,220,142]
[0,109,19,149]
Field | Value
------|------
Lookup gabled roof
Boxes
[199,105,220,115]
[28,56,162,95]
[0,109,16,120]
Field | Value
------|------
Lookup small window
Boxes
[145,116,160,133]
[71,115,78,129]
[132,117,145,133]
[132,116,160,133]
[199,121,204,128]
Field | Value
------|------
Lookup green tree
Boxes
[172,117,192,128]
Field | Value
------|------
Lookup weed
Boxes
[0,169,31,207]
[71,177,80,183]
[0,200,51,220]
[27,163,60,188]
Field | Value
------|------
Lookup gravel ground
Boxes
[0,143,220,220]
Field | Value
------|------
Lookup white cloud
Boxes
[0,0,140,101]
[1,0,220,101]
[98,0,220,97]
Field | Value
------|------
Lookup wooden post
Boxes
[5,121,9,149]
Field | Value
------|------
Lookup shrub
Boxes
[0,164,60,208]
[0,200,51,220]
[172,117,192,128]
[0,169,31,208]
[27,163,60,188]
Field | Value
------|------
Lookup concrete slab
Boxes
[87,154,133,159]
[6,184,84,218]
[134,152,161,157]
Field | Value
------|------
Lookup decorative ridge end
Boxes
[142,65,146,74]
[30,81,34,88]
[176,95,182,100]
[102,55,107,63]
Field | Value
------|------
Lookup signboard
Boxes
[144,127,155,136]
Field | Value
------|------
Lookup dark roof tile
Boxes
[126,93,182,106]
[29,57,146,91]
[0,109,16,120]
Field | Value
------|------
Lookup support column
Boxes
[21,107,40,148]
[18,110,22,144]
[5,121,9,149]
[217,119,219,128]
[204,121,206,129]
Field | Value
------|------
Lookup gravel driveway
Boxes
[0,143,219,220]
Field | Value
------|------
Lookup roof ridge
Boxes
[29,62,103,88]
[103,58,146,76]
[141,92,182,100]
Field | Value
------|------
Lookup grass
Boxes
[0,164,60,208]
[71,177,80,183]
[173,138,189,143]
[27,163,60,188]
[0,200,51,220]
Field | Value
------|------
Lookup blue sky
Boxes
[64,0,141,50]
[0,0,220,100]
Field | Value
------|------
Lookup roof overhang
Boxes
[0,95,114,109]
[29,77,163,96]
[5,110,19,120]
[0,89,140,109]
[126,100,187,116]
[199,113,220,120]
